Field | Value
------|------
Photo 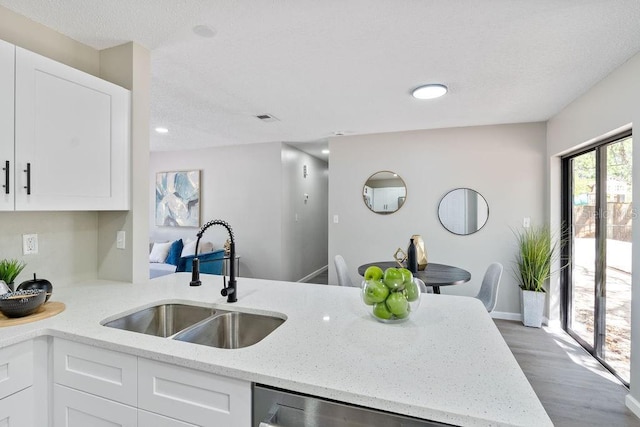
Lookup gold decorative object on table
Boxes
[393,248,407,267]
[411,234,428,270]
[224,238,231,255]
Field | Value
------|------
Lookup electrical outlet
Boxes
[23,234,38,255]
[523,217,531,228]
[333,215,339,224]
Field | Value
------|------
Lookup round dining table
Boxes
[357,262,471,294]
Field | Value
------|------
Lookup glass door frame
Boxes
[560,129,632,387]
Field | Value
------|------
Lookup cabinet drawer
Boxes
[138,359,251,427]
[0,386,34,426]
[0,340,33,399]
[138,410,198,427]
[53,338,137,406]
[53,384,137,427]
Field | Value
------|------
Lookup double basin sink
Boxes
[103,303,285,349]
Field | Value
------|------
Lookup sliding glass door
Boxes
[562,132,632,386]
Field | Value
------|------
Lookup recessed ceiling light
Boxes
[411,84,448,100]
[192,25,216,38]
[322,149,330,154]
[155,127,169,134]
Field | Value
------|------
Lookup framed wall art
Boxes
[155,170,200,227]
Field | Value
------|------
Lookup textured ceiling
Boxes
[1,0,640,158]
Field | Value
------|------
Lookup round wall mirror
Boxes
[363,171,407,214]
[438,188,489,235]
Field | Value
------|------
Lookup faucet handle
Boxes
[189,258,201,286]
[220,275,234,297]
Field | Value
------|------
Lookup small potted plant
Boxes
[0,259,27,291]
[513,225,566,328]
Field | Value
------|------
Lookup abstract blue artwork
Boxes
[155,170,200,227]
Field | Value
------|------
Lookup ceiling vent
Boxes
[255,113,279,123]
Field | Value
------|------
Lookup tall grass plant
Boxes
[514,225,566,292]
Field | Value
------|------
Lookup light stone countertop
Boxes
[0,273,552,427]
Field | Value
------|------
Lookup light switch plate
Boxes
[116,230,126,249]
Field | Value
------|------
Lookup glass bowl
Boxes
[361,274,423,323]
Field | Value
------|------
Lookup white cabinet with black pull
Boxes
[0,39,14,211]
[0,39,130,211]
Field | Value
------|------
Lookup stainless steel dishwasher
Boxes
[253,384,453,427]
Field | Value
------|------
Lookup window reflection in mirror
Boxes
[438,188,489,235]
[363,171,407,214]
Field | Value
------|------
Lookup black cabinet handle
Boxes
[24,163,30,195]
[2,160,8,194]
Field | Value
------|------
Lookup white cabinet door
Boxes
[0,39,14,211]
[138,410,198,427]
[0,340,33,400]
[0,386,34,427]
[138,358,251,427]
[53,338,137,406]
[53,384,137,427]
[14,46,130,211]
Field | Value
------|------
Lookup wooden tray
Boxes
[0,301,66,327]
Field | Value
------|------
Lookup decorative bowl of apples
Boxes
[361,265,422,323]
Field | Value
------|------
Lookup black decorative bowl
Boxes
[0,289,46,318]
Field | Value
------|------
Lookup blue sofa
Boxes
[176,249,225,275]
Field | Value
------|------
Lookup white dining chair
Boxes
[475,262,503,312]
[334,255,356,287]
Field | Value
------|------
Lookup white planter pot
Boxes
[520,289,545,328]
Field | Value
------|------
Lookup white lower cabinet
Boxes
[54,384,137,427]
[0,340,33,400]
[52,338,252,427]
[138,410,198,427]
[138,358,251,427]
[0,387,34,426]
[0,341,34,426]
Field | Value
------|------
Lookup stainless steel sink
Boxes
[173,311,285,349]
[103,303,216,337]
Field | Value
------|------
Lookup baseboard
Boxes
[490,311,555,327]
[625,394,640,419]
[297,265,328,283]
[490,311,521,321]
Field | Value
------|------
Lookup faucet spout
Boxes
[189,219,237,303]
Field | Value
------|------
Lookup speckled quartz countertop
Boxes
[0,273,551,426]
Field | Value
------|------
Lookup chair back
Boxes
[334,255,355,287]
[476,262,503,312]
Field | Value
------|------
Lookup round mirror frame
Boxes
[362,171,407,215]
[437,188,489,235]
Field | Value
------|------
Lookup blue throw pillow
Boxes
[165,239,184,266]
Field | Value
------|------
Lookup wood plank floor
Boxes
[495,319,640,427]
[306,273,640,425]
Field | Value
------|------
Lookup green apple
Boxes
[395,309,410,319]
[404,279,420,302]
[364,265,384,281]
[363,279,389,305]
[373,302,393,320]
[385,292,409,316]
[399,268,413,284]
[383,268,405,291]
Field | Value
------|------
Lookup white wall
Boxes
[150,142,329,282]
[546,52,640,415]
[281,144,329,281]
[328,123,546,316]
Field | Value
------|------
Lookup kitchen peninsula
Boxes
[0,274,551,426]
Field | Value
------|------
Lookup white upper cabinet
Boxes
[0,39,14,211]
[7,45,130,211]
